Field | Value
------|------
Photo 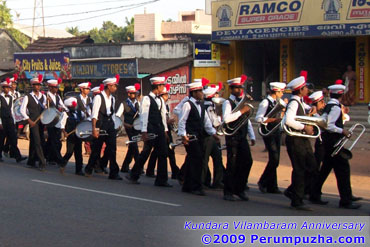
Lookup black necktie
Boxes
[196,100,201,105]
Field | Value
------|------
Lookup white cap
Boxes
[0,78,12,87]
[309,91,324,104]
[64,97,77,108]
[287,76,306,91]
[30,74,43,84]
[125,83,140,93]
[159,84,171,95]
[91,86,101,94]
[187,81,203,91]
[78,82,91,89]
[227,75,247,87]
[103,75,119,86]
[47,79,61,87]
[150,77,166,85]
[269,82,286,92]
[203,87,218,99]
[328,84,346,94]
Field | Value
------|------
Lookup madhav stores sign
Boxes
[212,0,370,40]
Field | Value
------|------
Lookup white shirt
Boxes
[222,94,242,124]
[247,120,256,140]
[255,95,276,124]
[47,91,68,112]
[283,95,306,130]
[20,91,47,120]
[140,92,168,132]
[204,100,221,128]
[60,110,85,130]
[10,90,21,101]
[91,91,115,120]
[0,93,15,124]
[177,97,216,137]
[80,94,92,117]
[116,98,139,118]
[173,96,189,117]
[321,98,343,134]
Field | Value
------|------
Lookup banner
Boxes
[212,0,370,40]
[194,43,221,67]
[71,58,138,79]
[14,52,71,80]
[157,65,190,112]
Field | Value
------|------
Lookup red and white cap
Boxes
[203,87,218,99]
[187,81,203,91]
[0,78,12,87]
[227,75,247,87]
[126,83,140,93]
[103,74,120,86]
[150,77,166,85]
[91,86,101,94]
[269,82,286,92]
[335,79,343,85]
[159,84,171,95]
[328,84,346,94]
[64,97,78,108]
[10,74,18,83]
[287,76,306,91]
[47,78,62,87]
[210,82,223,92]
[309,91,324,104]
[78,82,92,89]
[30,74,43,84]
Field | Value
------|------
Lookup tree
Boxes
[66,26,84,36]
[122,17,134,41]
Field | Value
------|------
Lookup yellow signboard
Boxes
[212,0,370,40]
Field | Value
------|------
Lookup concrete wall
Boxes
[0,31,23,70]
[63,45,122,59]
[134,13,163,41]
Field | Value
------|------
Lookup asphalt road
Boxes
[0,159,369,246]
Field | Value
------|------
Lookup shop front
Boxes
[212,0,370,103]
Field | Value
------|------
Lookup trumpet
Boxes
[282,115,327,139]
[125,133,158,145]
[258,98,286,137]
[217,96,254,136]
[169,135,197,149]
[331,123,366,160]
[79,129,108,138]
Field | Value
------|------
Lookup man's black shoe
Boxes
[284,189,293,200]
[125,175,140,184]
[309,198,329,205]
[154,182,173,187]
[103,168,108,174]
[191,190,205,196]
[351,196,363,202]
[39,164,46,172]
[290,205,313,211]
[108,175,123,180]
[339,202,361,209]
[245,185,250,191]
[120,169,129,173]
[223,195,236,201]
[94,167,104,174]
[267,188,282,194]
[146,174,156,178]
[84,168,92,177]
[16,156,27,163]
[237,192,249,201]
[75,171,85,176]
[258,182,267,193]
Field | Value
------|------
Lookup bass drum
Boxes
[13,96,25,122]
[113,115,122,130]
[133,118,141,131]
[75,120,93,140]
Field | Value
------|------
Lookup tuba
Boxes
[258,98,286,137]
[217,96,254,136]
[281,115,327,139]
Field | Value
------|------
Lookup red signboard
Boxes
[157,65,190,113]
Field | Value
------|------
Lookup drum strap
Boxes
[31,94,45,109]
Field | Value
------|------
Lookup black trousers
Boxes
[0,119,22,160]
[27,123,46,167]
[62,134,83,173]
[182,139,204,192]
[285,136,316,206]
[312,141,352,205]
[121,127,140,171]
[202,136,224,187]
[223,137,253,196]
[146,131,179,177]
[304,138,325,195]
[85,124,119,177]
[259,133,281,191]
[46,127,63,164]
[130,130,168,184]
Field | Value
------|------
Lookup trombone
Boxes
[331,123,366,160]
[169,135,197,149]
[281,115,327,139]
[125,133,158,145]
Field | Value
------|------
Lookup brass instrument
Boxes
[217,96,254,136]
[282,115,327,139]
[125,133,158,145]
[331,123,366,160]
[169,135,197,149]
[258,98,286,137]
[212,97,226,105]
[78,129,108,138]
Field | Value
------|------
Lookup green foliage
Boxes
[66,17,134,43]
[8,28,30,48]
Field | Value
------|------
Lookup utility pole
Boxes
[31,0,45,42]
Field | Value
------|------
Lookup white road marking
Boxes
[32,179,181,207]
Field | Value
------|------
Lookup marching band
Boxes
[0,72,366,211]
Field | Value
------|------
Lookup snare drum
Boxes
[40,107,61,126]
[75,120,93,140]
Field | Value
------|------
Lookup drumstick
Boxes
[60,129,76,141]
